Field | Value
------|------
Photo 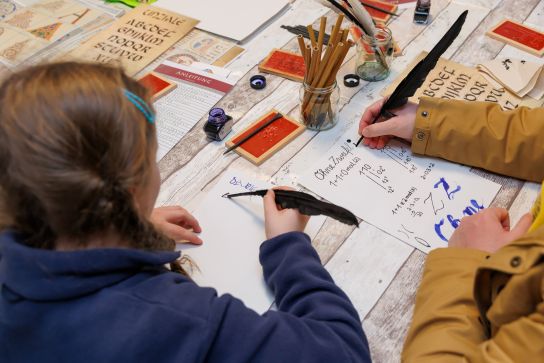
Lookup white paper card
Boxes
[299,129,502,253]
[180,173,272,313]
[154,0,289,42]
[180,171,325,313]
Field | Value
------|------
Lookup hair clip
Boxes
[123,89,155,124]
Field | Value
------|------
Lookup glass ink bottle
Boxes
[203,107,233,141]
[413,0,431,24]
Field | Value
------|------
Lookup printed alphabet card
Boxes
[383,52,544,109]
[68,5,198,76]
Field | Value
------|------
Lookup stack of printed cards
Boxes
[478,58,544,100]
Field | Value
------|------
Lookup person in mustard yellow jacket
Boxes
[359,97,544,361]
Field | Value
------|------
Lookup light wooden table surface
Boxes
[156,0,544,361]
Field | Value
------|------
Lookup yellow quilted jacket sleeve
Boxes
[411,98,544,183]
[402,248,488,363]
[402,246,544,362]
[403,99,544,362]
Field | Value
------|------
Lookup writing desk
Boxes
[156,0,544,360]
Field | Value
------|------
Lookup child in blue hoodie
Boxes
[0,62,371,363]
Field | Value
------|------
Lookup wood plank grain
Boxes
[508,181,540,226]
[312,218,357,264]
[325,222,414,319]
[363,250,426,363]
[388,0,451,49]
[469,169,525,209]
[269,8,494,362]
[490,0,544,78]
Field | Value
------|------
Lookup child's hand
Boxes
[263,188,310,240]
[150,206,203,245]
[448,208,533,253]
[358,98,418,149]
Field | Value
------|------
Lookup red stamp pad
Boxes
[259,49,306,82]
[225,110,305,165]
[487,19,544,57]
[361,0,398,24]
[138,72,177,101]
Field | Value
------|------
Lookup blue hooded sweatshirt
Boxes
[0,231,371,362]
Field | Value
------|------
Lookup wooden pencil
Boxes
[307,24,317,48]
[297,14,354,128]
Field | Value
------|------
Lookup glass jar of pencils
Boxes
[355,27,394,82]
[299,81,340,131]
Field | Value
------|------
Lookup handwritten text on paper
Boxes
[299,134,501,253]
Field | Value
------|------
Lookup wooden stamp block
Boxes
[362,0,398,24]
[138,72,177,101]
[258,49,306,82]
[225,110,305,165]
[487,19,544,57]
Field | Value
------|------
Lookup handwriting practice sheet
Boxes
[299,128,501,253]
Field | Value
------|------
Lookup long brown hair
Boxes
[0,62,179,265]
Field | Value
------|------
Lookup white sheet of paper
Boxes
[298,127,502,253]
[180,171,324,313]
[154,0,289,42]
[153,60,238,160]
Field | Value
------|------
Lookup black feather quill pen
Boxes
[226,189,359,227]
[355,10,469,147]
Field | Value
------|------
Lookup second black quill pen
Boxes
[355,10,469,147]
[226,189,359,227]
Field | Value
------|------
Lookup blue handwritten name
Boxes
[229,176,257,192]
[434,199,485,241]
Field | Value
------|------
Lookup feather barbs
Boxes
[226,189,359,227]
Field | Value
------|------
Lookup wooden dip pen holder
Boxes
[297,15,353,130]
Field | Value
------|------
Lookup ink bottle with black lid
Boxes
[203,108,233,141]
[414,0,431,24]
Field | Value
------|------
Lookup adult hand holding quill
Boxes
[358,98,418,149]
[263,188,310,240]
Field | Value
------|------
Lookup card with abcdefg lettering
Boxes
[486,19,544,57]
